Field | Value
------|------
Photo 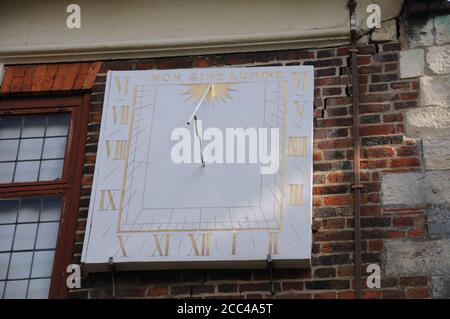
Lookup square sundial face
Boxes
[82,66,314,270]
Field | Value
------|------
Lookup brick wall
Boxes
[71,41,432,299]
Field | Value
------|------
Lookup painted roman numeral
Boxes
[112,106,130,124]
[292,72,308,90]
[294,100,304,116]
[268,232,279,255]
[152,234,170,256]
[188,233,213,256]
[105,140,128,160]
[289,184,305,206]
[288,136,308,156]
[114,76,129,95]
[99,190,117,210]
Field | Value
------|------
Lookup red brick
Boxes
[338,291,355,299]
[314,292,336,299]
[316,118,353,128]
[314,230,354,242]
[337,265,354,277]
[368,240,384,252]
[360,124,396,137]
[323,195,353,206]
[282,282,304,291]
[390,158,420,168]
[383,113,403,123]
[390,82,411,90]
[327,172,353,183]
[366,147,394,158]
[359,103,390,114]
[407,228,426,238]
[384,63,398,72]
[327,107,348,117]
[318,138,353,149]
[325,96,352,107]
[406,288,430,299]
[396,146,418,157]
[362,290,383,299]
[400,92,418,100]
[322,87,343,96]
[360,159,387,169]
[321,218,346,229]
[386,230,404,239]
[393,217,414,227]
[357,56,372,65]
[147,287,169,296]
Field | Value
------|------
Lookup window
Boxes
[0,197,61,298]
[0,114,69,183]
[0,96,89,299]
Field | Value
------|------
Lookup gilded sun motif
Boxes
[182,83,237,104]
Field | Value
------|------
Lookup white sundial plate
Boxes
[82,66,314,270]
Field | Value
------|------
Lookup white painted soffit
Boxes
[0,0,403,64]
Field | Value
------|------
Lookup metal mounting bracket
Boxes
[267,254,276,296]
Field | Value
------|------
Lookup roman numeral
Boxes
[288,136,308,156]
[289,184,305,206]
[99,190,118,210]
[114,76,129,95]
[268,232,279,255]
[292,72,308,90]
[105,140,128,160]
[152,234,170,257]
[294,100,304,116]
[188,233,212,256]
[112,106,130,124]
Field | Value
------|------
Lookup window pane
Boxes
[0,225,15,251]
[8,252,33,279]
[0,196,62,299]
[0,162,15,184]
[0,139,19,161]
[0,253,10,280]
[0,281,4,297]
[14,161,39,182]
[31,251,54,278]
[22,116,46,138]
[35,222,59,249]
[4,280,28,299]
[28,278,50,299]
[0,117,22,139]
[39,160,64,181]
[42,137,66,159]
[13,223,38,251]
[0,200,19,224]
[18,198,41,223]
[17,138,43,161]
[41,197,61,222]
[46,114,69,137]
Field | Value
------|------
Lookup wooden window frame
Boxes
[0,94,90,299]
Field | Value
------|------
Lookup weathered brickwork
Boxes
[70,41,432,299]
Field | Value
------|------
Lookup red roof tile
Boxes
[1,62,103,94]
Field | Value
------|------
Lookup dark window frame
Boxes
[0,95,90,298]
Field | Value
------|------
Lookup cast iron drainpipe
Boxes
[348,0,363,299]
